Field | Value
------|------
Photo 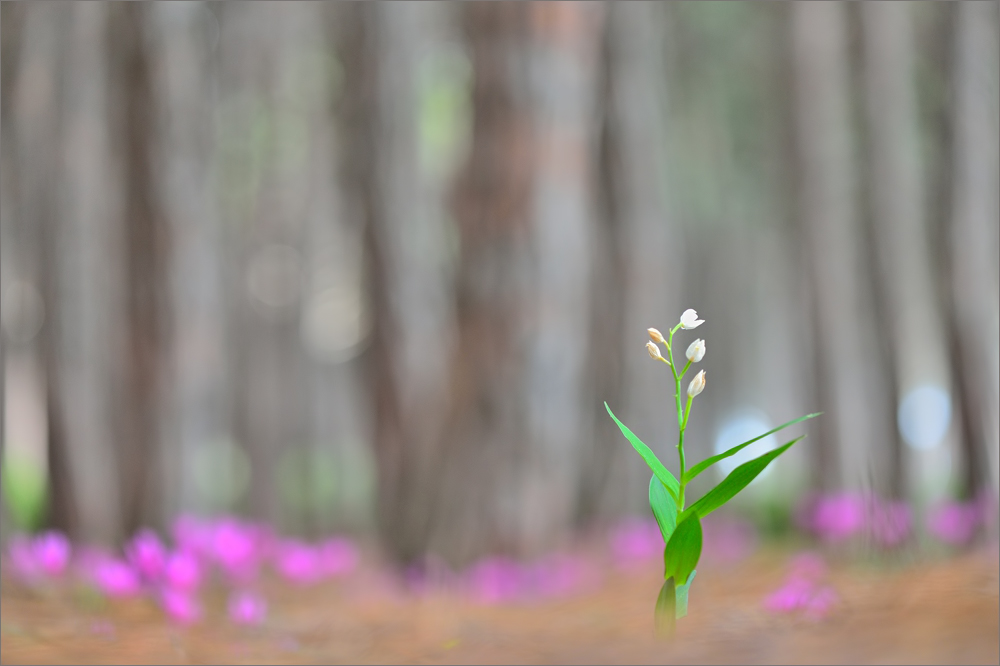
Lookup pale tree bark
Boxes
[948,1,1000,505]
[339,1,459,556]
[212,3,323,530]
[860,1,951,500]
[418,2,604,566]
[106,3,172,535]
[791,2,896,493]
[30,3,126,543]
[147,2,230,522]
[579,1,681,524]
[1,2,31,542]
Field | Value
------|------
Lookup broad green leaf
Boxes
[654,577,676,638]
[649,474,678,544]
[684,435,806,520]
[684,412,821,482]
[663,512,702,586]
[675,569,697,619]
[606,402,680,497]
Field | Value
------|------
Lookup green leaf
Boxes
[663,512,702,586]
[684,435,806,520]
[649,474,678,545]
[654,577,676,638]
[675,569,697,619]
[605,402,680,498]
[684,412,821,482]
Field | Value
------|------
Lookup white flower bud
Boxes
[685,339,706,363]
[647,328,666,345]
[646,341,663,361]
[679,309,705,330]
[687,370,706,397]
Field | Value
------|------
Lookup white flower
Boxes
[646,341,664,361]
[687,370,706,397]
[686,339,706,363]
[647,328,666,345]
[679,309,705,330]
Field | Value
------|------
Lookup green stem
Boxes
[667,323,687,509]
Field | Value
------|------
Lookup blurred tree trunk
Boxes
[947,1,1000,504]
[859,1,951,501]
[107,3,171,535]
[26,3,125,543]
[423,2,603,565]
[1,1,30,541]
[577,2,680,525]
[332,2,458,557]
[790,2,896,494]
[148,3,231,523]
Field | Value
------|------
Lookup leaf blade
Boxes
[675,569,697,619]
[684,413,820,482]
[606,402,680,496]
[655,577,676,638]
[663,511,702,586]
[649,474,678,545]
[685,435,806,520]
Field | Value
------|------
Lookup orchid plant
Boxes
[605,309,819,636]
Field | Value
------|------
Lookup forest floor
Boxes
[1,538,997,665]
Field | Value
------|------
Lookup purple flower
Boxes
[609,518,662,566]
[787,551,827,580]
[927,501,980,545]
[763,552,837,619]
[33,531,71,576]
[211,519,260,581]
[92,559,141,597]
[275,541,323,584]
[5,534,41,581]
[319,537,358,577]
[171,515,213,559]
[702,516,757,564]
[804,586,838,620]
[467,557,524,604]
[763,577,814,613]
[164,550,202,591]
[160,588,201,624]
[867,499,912,548]
[528,554,593,599]
[125,528,167,581]
[228,590,267,625]
[809,493,866,542]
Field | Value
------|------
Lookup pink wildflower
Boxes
[867,499,912,548]
[275,541,323,584]
[609,518,662,566]
[319,537,358,577]
[228,590,267,625]
[211,519,260,581]
[34,531,71,576]
[160,588,202,624]
[808,493,866,542]
[164,550,202,591]
[927,501,979,545]
[92,559,142,597]
[125,528,167,581]
[467,556,524,604]
[5,534,41,581]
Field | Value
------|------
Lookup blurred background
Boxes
[0,1,997,569]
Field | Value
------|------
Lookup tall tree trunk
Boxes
[107,3,171,535]
[579,2,681,525]
[859,1,951,501]
[148,3,231,523]
[791,2,896,494]
[948,1,1000,505]
[423,2,603,566]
